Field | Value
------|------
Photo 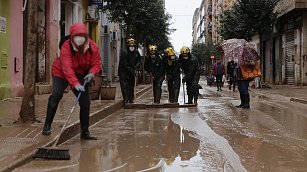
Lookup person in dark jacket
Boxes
[179,46,200,104]
[42,23,102,140]
[118,38,141,104]
[212,58,225,91]
[227,60,236,91]
[144,45,165,104]
[163,47,181,103]
[235,64,251,109]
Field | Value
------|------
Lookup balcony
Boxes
[276,0,307,16]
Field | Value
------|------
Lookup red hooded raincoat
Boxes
[51,23,102,88]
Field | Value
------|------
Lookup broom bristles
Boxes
[33,147,70,160]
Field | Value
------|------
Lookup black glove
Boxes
[128,67,136,76]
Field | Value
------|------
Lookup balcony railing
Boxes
[276,0,307,16]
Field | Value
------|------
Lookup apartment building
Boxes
[0,0,123,99]
[192,0,206,44]
[192,8,200,45]
[260,0,307,85]
[212,0,237,45]
[193,0,237,46]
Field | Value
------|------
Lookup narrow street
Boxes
[13,79,307,172]
[2,0,307,172]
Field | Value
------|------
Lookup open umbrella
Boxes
[220,38,260,65]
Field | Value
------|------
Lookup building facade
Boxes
[272,0,307,85]
[211,0,236,45]
[251,0,307,85]
[0,0,24,99]
[192,8,200,45]
[193,0,206,44]
[192,0,307,86]
[0,0,123,99]
[192,0,237,46]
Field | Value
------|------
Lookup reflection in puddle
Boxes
[180,125,184,143]
[78,116,201,172]
[116,119,200,171]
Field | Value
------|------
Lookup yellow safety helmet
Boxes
[148,45,158,52]
[180,46,190,54]
[164,47,175,56]
[127,38,136,46]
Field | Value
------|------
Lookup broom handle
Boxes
[182,82,186,104]
[53,82,86,147]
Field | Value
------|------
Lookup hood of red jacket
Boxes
[70,23,88,37]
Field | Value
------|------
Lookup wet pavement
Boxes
[11,77,307,172]
[0,83,151,172]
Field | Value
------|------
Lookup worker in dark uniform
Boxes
[179,46,200,104]
[144,45,165,104]
[118,38,141,104]
[163,47,181,103]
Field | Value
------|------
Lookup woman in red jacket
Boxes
[42,23,102,140]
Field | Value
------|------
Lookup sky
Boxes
[165,0,200,52]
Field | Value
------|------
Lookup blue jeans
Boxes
[237,80,249,94]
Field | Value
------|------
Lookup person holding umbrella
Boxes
[220,38,261,109]
[235,63,251,108]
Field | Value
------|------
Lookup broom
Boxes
[33,82,86,160]
[182,82,186,104]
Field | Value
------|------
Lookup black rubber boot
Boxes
[235,93,245,108]
[42,96,58,136]
[81,130,97,140]
[242,94,250,109]
[80,107,97,140]
[187,96,193,104]
[129,87,135,103]
[173,90,179,103]
[194,94,198,105]
[154,92,160,104]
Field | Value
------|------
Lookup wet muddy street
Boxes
[14,81,307,172]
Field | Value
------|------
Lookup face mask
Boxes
[183,56,188,60]
[170,56,175,60]
[73,36,86,46]
[129,47,135,52]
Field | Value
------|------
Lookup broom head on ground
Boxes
[33,147,70,160]
[32,83,85,160]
